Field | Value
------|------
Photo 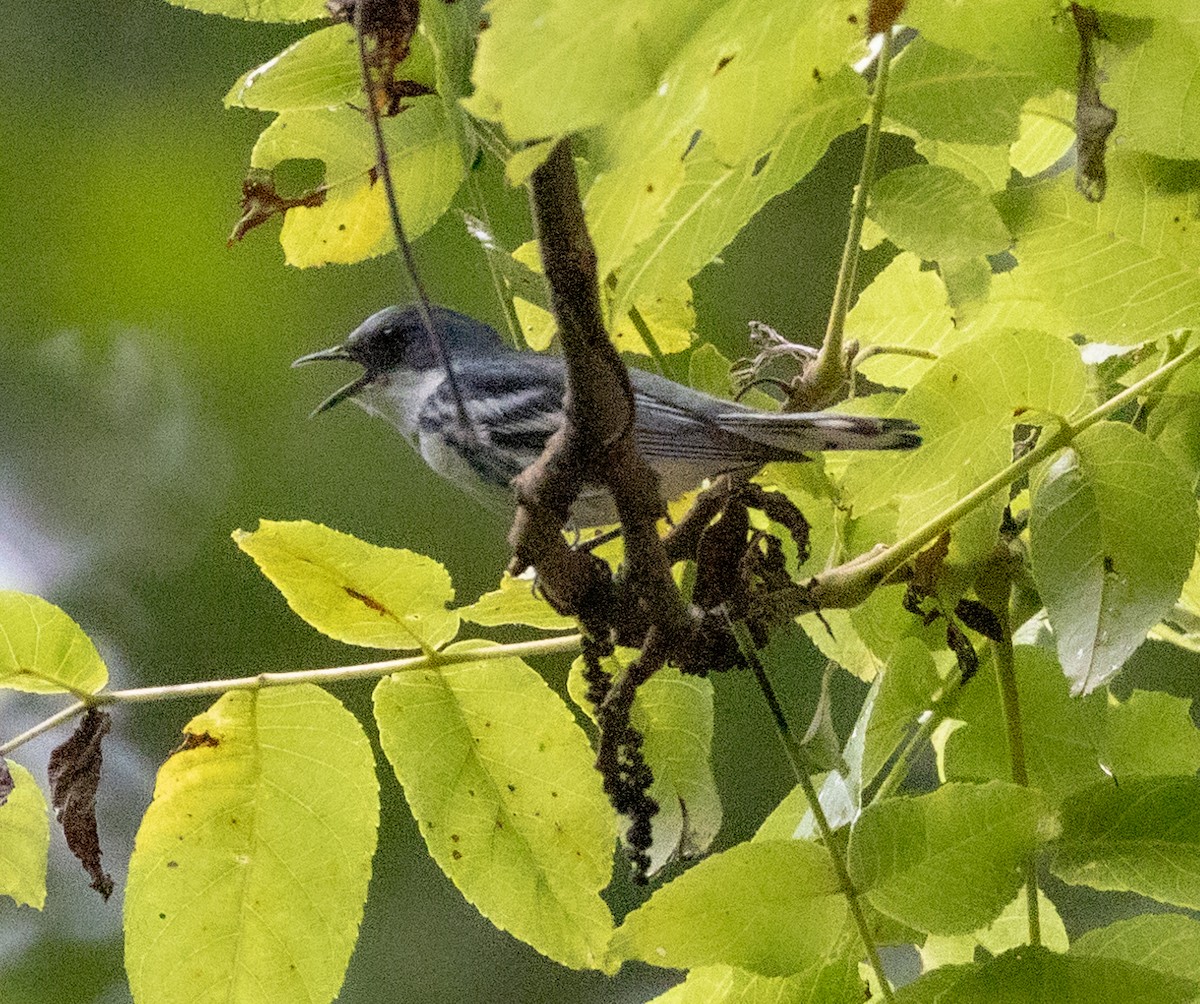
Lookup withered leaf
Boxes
[1071,4,1117,202]
[0,758,13,807]
[868,0,908,36]
[228,170,326,247]
[48,709,114,899]
[946,622,980,686]
[955,598,1005,643]
[328,0,423,116]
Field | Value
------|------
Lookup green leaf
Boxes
[861,638,944,789]
[846,252,957,388]
[160,0,325,23]
[457,573,576,631]
[1101,18,1200,160]
[868,164,1012,261]
[0,591,107,695]
[919,886,1068,970]
[943,645,1109,799]
[999,154,1200,345]
[607,66,866,321]
[250,99,467,268]
[373,645,615,970]
[568,651,720,876]
[1029,422,1199,694]
[887,37,1045,145]
[466,2,707,139]
[610,839,849,976]
[0,761,49,909]
[912,137,1012,194]
[647,957,863,1004]
[1147,355,1200,485]
[1052,776,1200,908]
[1073,914,1200,992]
[124,685,380,1004]
[895,945,1196,1003]
[902,0,1079,89]
[843,328,1087,563]
[233,519,459,651]
[848,781,1051,935]
[1106,690,1200,778]
[225,25,437,112]
[1010,90,1077,178]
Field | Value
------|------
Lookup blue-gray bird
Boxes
[294,306,920,525]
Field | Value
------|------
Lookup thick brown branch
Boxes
[508,138,686,641]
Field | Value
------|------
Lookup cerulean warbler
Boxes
[294,306,920,525]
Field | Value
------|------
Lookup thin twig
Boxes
[351,3,477,440]
[0,634,584,758]
[729,620,895,1002]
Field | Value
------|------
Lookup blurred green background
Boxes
[0,2,874,1000]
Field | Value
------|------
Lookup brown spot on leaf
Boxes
[343,586,389,614]
[868,0,907,35]
[715,55,734,73]
[48,709,114,900]
[175,731,219,754]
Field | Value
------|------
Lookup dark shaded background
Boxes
[0,2,876,1000]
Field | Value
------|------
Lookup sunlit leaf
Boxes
[647,957,862,1003]
[844,328,1087,563]
[1029,422,1199,694]
[161,0,325,23]
[999,154,1200,345]
[125,685,380,1004]
[861,638,944,789]
[233,519,459,650]
[887,36,1045,145]
[894,945,1195,1003]
[902,0,1078,89]
[456,573,576,631]
[225,25,438,112]
[610,839,849,976]
[1106,690,1200,778]
[846,253,957,388]
[1073,914,1200,991]
[1010,90,1076,178]
[1101,17,1200,160]
[1147,355,1200,485]
[869,164,1012,261]
[373,645,616,970]
[1052,776,1200,909]
[0,761,49,909]
[250,100,467,268]
[919,886,1068,970]
[568,650,721,876]
[0,591,107,695]
[848,782,1051,935]
[912,137,1012,194]
[942,645,1109,799]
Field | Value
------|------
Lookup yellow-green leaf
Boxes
[234,519,459,650]
[0,591,107,695]
[124,685,380,1004]
[457,573,576,631]
[0,761,49,909]
[373,645,616,970]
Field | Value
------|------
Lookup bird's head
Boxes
[293,305,504,414]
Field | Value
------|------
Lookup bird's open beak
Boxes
[292,345,370,416]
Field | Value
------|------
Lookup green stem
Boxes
[0,633,583,758]
[467,171,527,350]
[800,30,894,410]
[730,620,895,1002]
[992,613,1042,946]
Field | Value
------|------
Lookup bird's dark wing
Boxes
[417,356,567,486]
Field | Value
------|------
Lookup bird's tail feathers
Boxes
[717,411,921,453]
